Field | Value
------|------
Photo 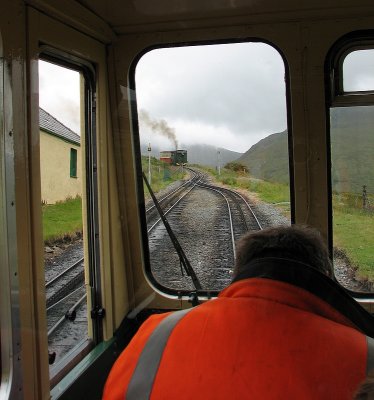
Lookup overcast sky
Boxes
[39,60,81,134]
[39,45,374,153]
[343,49,374,92]
[135,42,287,153]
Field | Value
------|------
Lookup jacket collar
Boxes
[225,257,374,336]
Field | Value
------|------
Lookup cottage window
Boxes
[70,148,77,177]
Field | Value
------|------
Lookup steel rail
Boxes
[46,284,84,312]
[196,183,236,259]
[47,292,87,337]
[45,257,84,288]
[46,270,84,308]
[65,293,87,321]
[218,186,263,230]
[145,170,199,213]
[198,181,262,230]
[143,172,202,290]
[147,175,204,234]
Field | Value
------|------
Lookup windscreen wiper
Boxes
[143,172,202,291]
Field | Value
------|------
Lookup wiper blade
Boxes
[143,172,202,291]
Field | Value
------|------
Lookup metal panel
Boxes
[0,33,24,399]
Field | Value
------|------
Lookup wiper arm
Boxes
[143,172,202,291]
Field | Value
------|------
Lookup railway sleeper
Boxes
[46,271,85,308]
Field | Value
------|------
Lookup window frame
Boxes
[0,32,24,398]
[326,31,374,298]
[128,39,294,298]
[39,50,104,385]
[329,34,374,107]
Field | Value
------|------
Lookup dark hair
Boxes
[234,225,333,279]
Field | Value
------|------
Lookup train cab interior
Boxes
[2,0,374,399]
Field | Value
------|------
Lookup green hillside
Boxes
[331,106,374,193]
[237,130,289,184]
[237,106,374,194]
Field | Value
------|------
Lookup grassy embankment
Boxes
[42,156,186,242]
[198,165,374,281]
[141,156,186,200]
[333,192,374,280]
[197,165,291,216]
[42,197,82,243]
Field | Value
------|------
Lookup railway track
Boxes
[197,181,262,242]
[47,286,86,337]
[146,168,204,232]
[46,255,88,365]
[146,167,263,291]
[46,257,85,308]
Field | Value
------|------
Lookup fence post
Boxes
[363,185,367,209]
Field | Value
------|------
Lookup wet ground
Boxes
[45,239,84,282]
[333,248,373,292]
[44,239,88,369]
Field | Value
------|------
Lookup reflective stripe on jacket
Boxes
[103,278,369,400]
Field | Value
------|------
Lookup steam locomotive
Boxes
[160,150,188,165]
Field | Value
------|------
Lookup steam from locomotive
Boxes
[139,109,178,149]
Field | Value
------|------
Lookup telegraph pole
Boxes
[217,150,221,175]
[148,143,152,185]
[363,185,367,209]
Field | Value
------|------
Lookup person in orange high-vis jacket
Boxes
[103,226,374,400]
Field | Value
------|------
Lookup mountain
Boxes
[330,107,374,193]
[185,144,242,166]
[237,130,289,184]
[140,143,242,167]
[236,106,374,193]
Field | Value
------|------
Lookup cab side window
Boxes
[329,42,374,293]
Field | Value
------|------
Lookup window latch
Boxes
[91,306,106,320]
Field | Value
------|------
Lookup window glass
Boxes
[331,105,374,292]
[39,60,89,378]
[343,49,374,92]
[331,45,374,292]
[135,42,291,294]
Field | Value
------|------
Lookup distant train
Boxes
[160,149,188,165]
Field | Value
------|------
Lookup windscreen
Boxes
[135,42,291,293]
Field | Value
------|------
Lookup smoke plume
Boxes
[139,109,178,149]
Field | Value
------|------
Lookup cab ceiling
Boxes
[75,0,374,34]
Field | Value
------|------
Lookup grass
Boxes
[141,156,187,199]
[41,157,185,244]
[199,165,374,281]
[333,192,374,280]
[197,165,291,217]
[42,197,82,243]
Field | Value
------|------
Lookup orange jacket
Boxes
[103,278,368,400]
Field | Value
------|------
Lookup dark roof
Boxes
[39,107,80,145]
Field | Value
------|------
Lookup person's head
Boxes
[233,225,333,279]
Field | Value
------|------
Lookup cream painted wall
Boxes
[40,130,82,204]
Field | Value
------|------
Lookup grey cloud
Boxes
[343,50,374,91]
[139,109,178,148]
[136,42,287,146]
